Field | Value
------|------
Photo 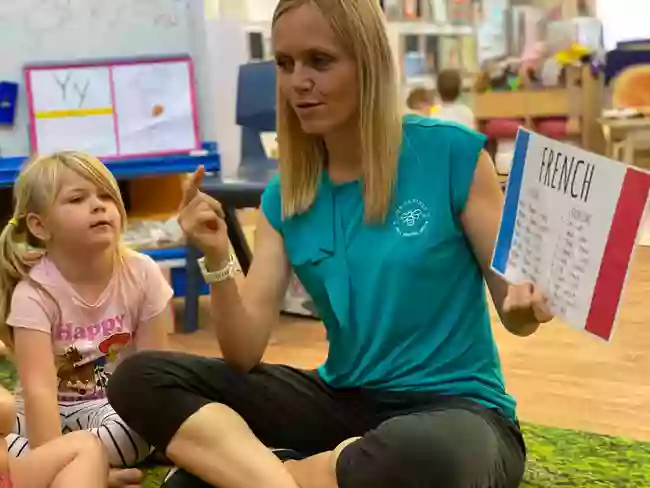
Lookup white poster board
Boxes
[492,129,650,342]
[0,0,196,158]
[25,57,200,159]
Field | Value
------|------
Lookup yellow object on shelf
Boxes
[554,44,591,66]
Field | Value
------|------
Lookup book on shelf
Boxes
[446,0,473,25]
[460,35,478,73]
[381,0,454,23]
[403,0,420,18]
[438,36,463,69]
[425,35,440,74]
[431,0,448,22]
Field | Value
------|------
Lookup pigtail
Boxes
[0,218,32,348]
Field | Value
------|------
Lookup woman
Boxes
[107,1,552,487]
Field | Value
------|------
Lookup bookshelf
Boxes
[382,1,478,101]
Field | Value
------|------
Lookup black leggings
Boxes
[107,351,526,488]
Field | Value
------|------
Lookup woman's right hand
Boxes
[178,166,230,266]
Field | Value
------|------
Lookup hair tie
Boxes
[8,218,18,227]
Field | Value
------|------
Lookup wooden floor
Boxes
[169,246,650,443]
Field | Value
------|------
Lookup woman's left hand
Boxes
[503,282,554,325]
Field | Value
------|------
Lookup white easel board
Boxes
[0,0,197,158]
[492,129,650,342]
[25,57,200,159]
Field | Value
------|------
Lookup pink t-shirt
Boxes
[7,251,173,401]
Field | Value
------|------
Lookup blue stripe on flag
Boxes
[492,129,530,274]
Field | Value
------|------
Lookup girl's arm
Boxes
[134,311,170,351]
[13,328,62,447]
[132,253,174,351]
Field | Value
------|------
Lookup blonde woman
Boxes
[0,152,174,487]
[109,1,552,487]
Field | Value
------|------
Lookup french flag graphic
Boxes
[492,129,650,342]
[585,169,650,341]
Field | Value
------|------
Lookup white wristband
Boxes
[198,255,238,283]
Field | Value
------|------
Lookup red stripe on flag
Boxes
[585,169,650,341]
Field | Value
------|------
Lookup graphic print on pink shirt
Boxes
[6,251,174,401]
[56,330,133,397]
[54,313,127,342]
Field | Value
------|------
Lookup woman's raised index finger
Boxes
[181,165,206,207]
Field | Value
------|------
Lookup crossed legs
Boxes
[108,351,525,488]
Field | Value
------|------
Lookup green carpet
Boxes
[0,360,647,487]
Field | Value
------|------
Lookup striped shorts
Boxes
[6,397,150,467]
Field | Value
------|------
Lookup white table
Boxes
[599,116,650,169]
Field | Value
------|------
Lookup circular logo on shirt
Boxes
[393,199,430,237]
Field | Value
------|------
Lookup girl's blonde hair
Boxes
[273,0,403,223]
[0,151,127,347]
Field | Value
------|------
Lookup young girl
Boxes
[0,384,108,487]
[0,151,174,487]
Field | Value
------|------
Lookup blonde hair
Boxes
[0,151,127,347]
[273,0,403,222]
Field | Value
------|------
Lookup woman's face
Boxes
[272,4,359,136]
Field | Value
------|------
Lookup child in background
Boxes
[0,152,174,488]
[433,68,476,130]
[405,86,434,116]
[0,385,108,487]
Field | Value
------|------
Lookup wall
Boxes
[206,0,277,23]
[596,0,650,51]
[202,0,277,176]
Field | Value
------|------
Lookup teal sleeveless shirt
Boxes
[261,115,517,421]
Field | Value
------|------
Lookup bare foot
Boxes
[283,438,361,488]
[285,453,338,488]
[108,468,143,488]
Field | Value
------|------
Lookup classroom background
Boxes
[0,0,649,486]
